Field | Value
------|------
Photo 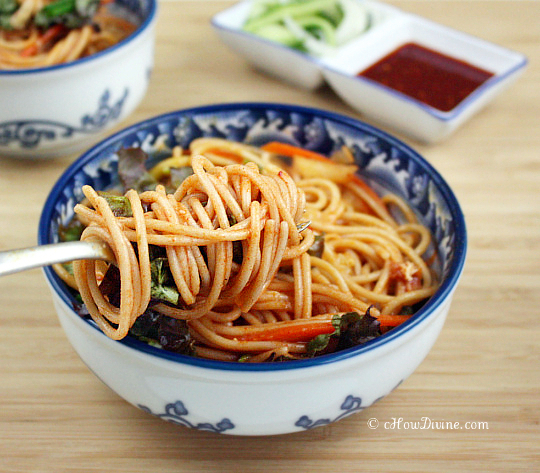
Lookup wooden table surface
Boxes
[1,1,539,471]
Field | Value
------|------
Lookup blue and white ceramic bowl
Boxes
[39,103,467,436]
[0,0,157,160]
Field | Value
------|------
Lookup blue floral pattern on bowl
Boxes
[295,380,403,430]
[0,89,128,149]
[138,401,235,433]
[137,387,401,433]
[295,395,366,430]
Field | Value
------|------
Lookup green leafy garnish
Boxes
[150,258,180,306]
[306,309,381,355]
[0,0,18,29]
[306,331,334,353]
[34,0,99,29]
[336,310,381,350]
[129,310,193,355]
[151,257,168,285]
[58,218,85,242]
[151,284,180,307]
[99,192,133,217]
[0,0,18,15]
[117,148,158,193]
[306,313,340,354]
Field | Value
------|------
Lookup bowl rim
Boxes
[0,0,157,77]
[38,102,467,372]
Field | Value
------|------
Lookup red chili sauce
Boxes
[357,42,495,112]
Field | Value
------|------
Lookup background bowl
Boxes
[38,103,467,436]
[0,0,157,160]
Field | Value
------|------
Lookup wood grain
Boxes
[0,1,538,472]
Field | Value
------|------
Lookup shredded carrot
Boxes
[376,314,413,327]
[235,319,335,342]
[261,141,332,163]
[235,312,412,342]
[262,141,385,210]
[20,44,38,58]
[206,148,244,163]
[20,25,65,57]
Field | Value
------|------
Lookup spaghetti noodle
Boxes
[0,0,137,69]
[62,138,438,362]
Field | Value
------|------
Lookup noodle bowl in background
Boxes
[39,104,467,435]
[0,0,138,69]
[0,0,156,159]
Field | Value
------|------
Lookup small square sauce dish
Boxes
[320,13,528,143]
[211,0,400,90]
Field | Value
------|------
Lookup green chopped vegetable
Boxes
[247,23,303,48]
[129,310,194,355]
[296,15,337,45]
[151,257,169,286]
[58,218,85,242]
[117,148,158,193]
[243,0,373,57]
[150,257,180,306]
[0,0,18,14]
[306,313,340,354]
[306,309,381,355]
[34,0,99,29]
[99,192,133,217]
[244,0,337,33]
[151,283,180,306]
[0,0,18,29]
[306,331,333,353]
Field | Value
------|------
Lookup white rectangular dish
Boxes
[320,13,528,143]
[211,0,528,143]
